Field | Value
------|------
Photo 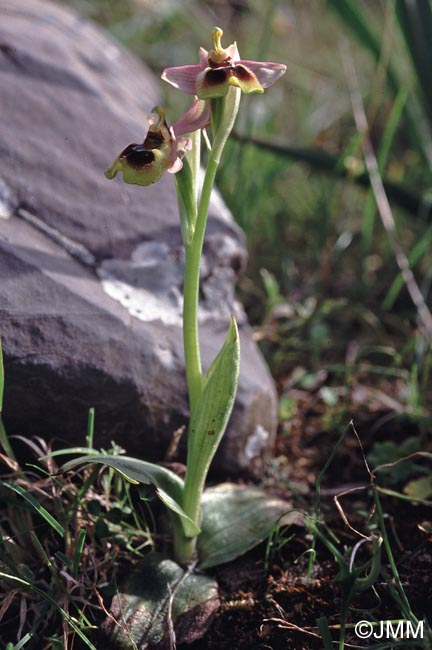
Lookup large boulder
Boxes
[0,0,277,476]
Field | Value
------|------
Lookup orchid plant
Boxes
[62,27,288,645]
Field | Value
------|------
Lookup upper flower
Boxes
[105,101,209,186]
[162,27,286,100]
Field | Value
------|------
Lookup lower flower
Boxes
[105,107,191,186]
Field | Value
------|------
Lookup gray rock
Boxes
[0,0,277,476]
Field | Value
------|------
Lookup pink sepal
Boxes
[238,61,287,88]
[161,64,202,94]
[173,99,211,136]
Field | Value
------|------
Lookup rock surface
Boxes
[0,0,277,476]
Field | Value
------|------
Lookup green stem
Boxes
[0,415,16,464]
[175,90,241,565]
[173,440,210,563]
[175,150,222,565]
[188,129,201,208]
[182,155,219,416]
[182,90,240,417]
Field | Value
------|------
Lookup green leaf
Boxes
[105,552,219,649]
[3,482,65,537]
[198,483,299,569]
[62,454,200,537]
[185,318,240,505]
[40,447,99,459]
[404,475,432,501]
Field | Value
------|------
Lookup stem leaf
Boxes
[185,317,240,508]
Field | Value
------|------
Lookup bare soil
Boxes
[184,398,432,650]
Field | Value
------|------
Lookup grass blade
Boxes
[72,528,87,577]
[231,132,432,220]
[328,0,432,173]
[86,407,95,449]
[41,446,99,460]
[362,89,408,250]
[396,0,432,121]
[0,572,97,650]
[5,632,33,650]
[3,482,64,537]
[383,223,432,309]
[307,424,350,581]
[327,0,379,55]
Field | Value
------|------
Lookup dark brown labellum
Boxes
[143,130,164,150]
[120,144,155,169]
[232,64,255,82]
[204,67,230,87]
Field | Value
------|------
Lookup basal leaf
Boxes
[104,552,218,649]
[62,455,200,536]
[198,483,300,569]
